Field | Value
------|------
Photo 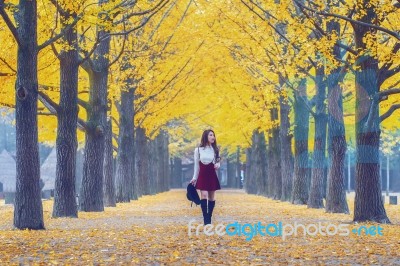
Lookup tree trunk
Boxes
[79,69,108,212]
[135,127,150,196]
[236,147,241,188]
[227,157,236,188]
[79,6,111,211]
[103,118,115,206]
[279,93,293,201]
[173,157,182,187]
[268,108,281,199]
[244,147,255,194]
[13,0,44,230]
[115,88,134,202]
[243,148,254,194]
[131,95,138,200]
[156,131,168,192]
[324,12,349,214]
[163,132,170,191]
[254,130,268,196]
[291,79,310,205]
[53,15,79,218]
[352,3,389,223]
[149,137,157,195]
[308,66,327,209]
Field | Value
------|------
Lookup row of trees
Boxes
[1,0,399,229]
[231,0,399,223]
[0,0,198,229]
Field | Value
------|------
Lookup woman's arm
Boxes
[191,148,200,182]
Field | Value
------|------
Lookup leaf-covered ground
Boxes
[0,189,399,265]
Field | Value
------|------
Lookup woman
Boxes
[190,129,221,225]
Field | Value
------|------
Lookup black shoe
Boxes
[207,200,215,224]
[200,199,208,225]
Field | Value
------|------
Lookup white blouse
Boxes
[192,145,220,180]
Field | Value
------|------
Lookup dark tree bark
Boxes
[135,126,150,196]
[244,147,256,194]
[279,93,293,202]
[291,79,310,205]
[155,136,161,193]
[156,132,163,192]
[308,66,327,209]
[162,132,170,191]
[103,118,115,206]
[79,70,108,211]
[236,147,241,189]
[115,87,134,202]
[53,13,79,218]
[254,130,268,196]
[173,157,182,188]
[12,0,44,229]
[325,17,349,214]
[79,0,111,211]
[169,158,175,188]
[130,87,138,200]
[155,131,169,193]
[352,4,389,223]
[148,137,157,195]
[268,108,281,199]
[227,157,236,188]
[75,149,84,193]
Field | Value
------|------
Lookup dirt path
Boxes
[0,189,399,264]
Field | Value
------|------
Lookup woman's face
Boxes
[208,131,215,144]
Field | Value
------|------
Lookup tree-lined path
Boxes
[1,189,400,264]
[1,0,400,263]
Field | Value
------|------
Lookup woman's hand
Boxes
[190,178,197,185]
[214,162,220,170]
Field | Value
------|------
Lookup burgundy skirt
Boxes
[195,161,221,191]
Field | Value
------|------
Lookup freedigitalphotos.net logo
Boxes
[188,219,384,241]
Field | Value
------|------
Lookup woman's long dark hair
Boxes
[199,129,221,162]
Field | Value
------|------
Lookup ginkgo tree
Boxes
[1,0,399,230]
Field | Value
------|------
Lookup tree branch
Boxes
[0,57,16,73]
[38,91,88,131]
[296,2,358,55]
[112,133,119,143]
[111,116,119,127]
[0,101,14,108]
[0,0,21,46]
[135,58,192,113]
[380,104,400,122]
[37,112,56,116]
[109,0,169,38]
[78,34,101,67]
[379,88,400,101]
[49,0,69,17]
[38,91,60,113]
[78,98,90,111]
[0,72,14,76]
[38,14,82,51]
[295,0,400,40]
[114,0,169,25]
[379,43,400,74]
[107,33,127,68]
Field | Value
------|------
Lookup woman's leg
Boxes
[207,191,216,224]
[208,191,215,201]
[200,190,208,200]
[199,190,208,225]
